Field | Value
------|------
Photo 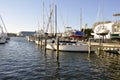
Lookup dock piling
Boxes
[56,37,59,53]
[88,38,91,54]
[44,33,48,53]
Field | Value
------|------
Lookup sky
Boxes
[0,0,120,33]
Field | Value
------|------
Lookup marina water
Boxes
[0,37,120,80]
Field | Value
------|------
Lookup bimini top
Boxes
[74,30,85,36]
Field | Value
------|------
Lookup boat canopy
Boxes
[74,31,84,36]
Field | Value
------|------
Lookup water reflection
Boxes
[43,50,60,80]
[95,51,120,80]
[0,37,120,80]
[40,49,120,80]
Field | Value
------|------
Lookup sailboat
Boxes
[92,0,109,39]
[0,15,9,44]
[46,27,95,52]
[0,26,6,44]
[46,7,96,52]
[34,0,46,45]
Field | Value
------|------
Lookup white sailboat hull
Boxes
[46,43,95,52]
[0,37,6,44]
[0,33,7,44]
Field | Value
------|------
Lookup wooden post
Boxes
[38,35,40,46]
[88,38,91,60]
[44,33,48,53]
[99,36,102,55]
[56,50,60,80]
[56,37,59,54]
[40,35,42,48]
[44,38,47,53]
[56,37,59,64]
[88,38,91,54]
[41,39,42,48]
[56,43,59,64]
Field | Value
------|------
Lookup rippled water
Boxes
[0,37,120,80]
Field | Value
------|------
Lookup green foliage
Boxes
[81,28,93,38]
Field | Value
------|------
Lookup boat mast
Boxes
[80,8,82,31]
[52,0,55,35]
[0,15,8,33]
[55,5,57,36]
[50,5,52,35]
[42,0,45,32]
[50,0,55,36]
[0,24,3,33]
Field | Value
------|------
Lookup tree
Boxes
[81,28,93,39]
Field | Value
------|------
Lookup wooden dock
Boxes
[89,42,120,54]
